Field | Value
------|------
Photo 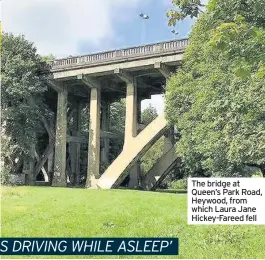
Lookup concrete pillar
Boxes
[137,98,142,125]
[23,150,35,185]
[101,100,110,165]
[124,81,140,188]
[70,103,82,185]
[52,87,68,187]
[47,141,54,184]
[124,82,138,147]
[86,87,101,187]
[128,160,141,188]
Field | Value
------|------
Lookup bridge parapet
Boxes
[50,39,188,71]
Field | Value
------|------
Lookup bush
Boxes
[169,178,187,190]
[1,166,11,185]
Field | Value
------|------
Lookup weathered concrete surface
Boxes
[96,114,168,189]
[52,55,183,79]
[124,82,138,146]
[52,87,68,187]
[51,39,188,79]
[128,160,141,188]
[86,87,101,188]
[69,103,82,184]
[101,100,110,165]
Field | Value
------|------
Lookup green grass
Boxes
[1,186,265,259]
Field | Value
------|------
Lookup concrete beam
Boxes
[68,87,90,98]
[102,130,123,139]
[47,79,64,93]
[67,130,123,143]
[114,68,134,85]
[77,74,100,89]
[52,54,183,79]
[104,84,126,94]
[154,62,171,79]
[67,136,86,143]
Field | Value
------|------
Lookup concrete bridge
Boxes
[47,38,188,189]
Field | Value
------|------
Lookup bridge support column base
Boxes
[128,160,141,188]
[23,154,35,186]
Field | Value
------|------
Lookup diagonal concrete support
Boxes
[53,86,68,187]
[86,87,101,188]
[47,78,64,93]
[154,62,172,79]
[114,68,134,85]
[97,115,168,189]
[77,74,100,89]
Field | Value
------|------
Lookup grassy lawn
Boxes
[1,186,265,259]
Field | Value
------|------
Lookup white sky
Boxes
[2,0,147,57]
[2,0,172,114]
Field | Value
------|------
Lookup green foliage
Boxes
[1,33,48,159]
[109,99,126,133]
[41,54,56,62]
[141,104,158,125]
[167,0,205,27]
[109,100,126,163]
[165,0,265,177]
[0,166,12,185]
[169,178,188,190]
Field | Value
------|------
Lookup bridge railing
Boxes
[50,39,189,70]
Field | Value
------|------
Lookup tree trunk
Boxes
[33,140,55,179]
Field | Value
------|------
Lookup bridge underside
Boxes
[25,40,187,189]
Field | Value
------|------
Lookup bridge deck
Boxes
[49,39,188,80]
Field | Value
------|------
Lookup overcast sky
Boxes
[2,0,193,113]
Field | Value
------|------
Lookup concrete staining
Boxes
[47,39,188,189]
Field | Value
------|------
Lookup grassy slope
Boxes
[1,186,265,259]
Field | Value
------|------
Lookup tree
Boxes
[109,99,126,163]
[167,0,205,27]
[165,0,265,177]
[141,104,158,125]
[1,33,52,183]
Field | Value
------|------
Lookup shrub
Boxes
[169,178,187,190]
[1,166,11,185]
